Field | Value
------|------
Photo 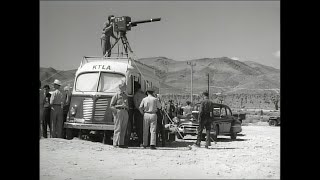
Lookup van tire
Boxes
[231,133,237,140]
[102,131,111,144]
[66,128,73,140]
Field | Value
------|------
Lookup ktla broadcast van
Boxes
[64,56,159,144]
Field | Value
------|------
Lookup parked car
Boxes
[167,103,242,141]
[268,116,280,126]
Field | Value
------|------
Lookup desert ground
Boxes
[40,123,280,180]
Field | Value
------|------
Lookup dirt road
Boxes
[40,124,280,180]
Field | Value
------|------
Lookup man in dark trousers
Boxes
[62,86,72,138]
[165,100,175,124]
[133,83,146,146]
[50,79,65,138]
[154,94,165,147]
[42,85,51,138]
[195,91,215,148]
[39,81,43,139]
[101,15,118,57]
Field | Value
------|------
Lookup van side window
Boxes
[143,80,146,92]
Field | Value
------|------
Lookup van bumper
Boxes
[64,122,114,131]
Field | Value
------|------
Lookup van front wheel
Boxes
[231,133,237,140]
[66,128,73,140]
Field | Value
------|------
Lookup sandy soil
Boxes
[40,123,280,180]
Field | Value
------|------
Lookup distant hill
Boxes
[40,67,77,87]
[136,57,280,95]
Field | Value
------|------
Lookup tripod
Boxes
[105,31,133,57]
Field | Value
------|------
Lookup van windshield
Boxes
[75,72,125,92]
[98,72,125,92]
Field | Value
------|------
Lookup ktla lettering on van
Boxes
[92,65,111,70]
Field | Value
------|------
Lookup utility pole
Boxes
[187,61,196,105]
[207,73,210,97]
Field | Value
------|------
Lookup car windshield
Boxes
[75,72,125,92]
[213,107,220,117]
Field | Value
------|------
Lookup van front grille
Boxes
[83,98,93,121]
[94,98,109,121]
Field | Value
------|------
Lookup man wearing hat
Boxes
[195,91,215,148]
[139,86,161,149]
[110,81,129,148]
[50,79,65,138]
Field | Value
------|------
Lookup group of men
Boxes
[39,79,71,139]
[39,78,215,149]
[110,82,161,149]
[120,86,215,149]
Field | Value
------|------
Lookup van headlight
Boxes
[70,105,77,116]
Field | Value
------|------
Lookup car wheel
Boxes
[269,120,277,126]
[66,128,73,140]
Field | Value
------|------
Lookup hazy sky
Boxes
[40,1,280,70]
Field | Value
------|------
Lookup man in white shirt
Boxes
[139,87,161,149]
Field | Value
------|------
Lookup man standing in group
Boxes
[165,100,175,124]
[133,83,146,146]
[39,81,44,139]
[182,101,193,116]
[110,82,129,148]
[101,15,118,57]
[62,86,72,138]
[195,91,215,148]
[42,85,51,138]
[139,87,161,149]
[155,94,165,147]
[50,79,65,138]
